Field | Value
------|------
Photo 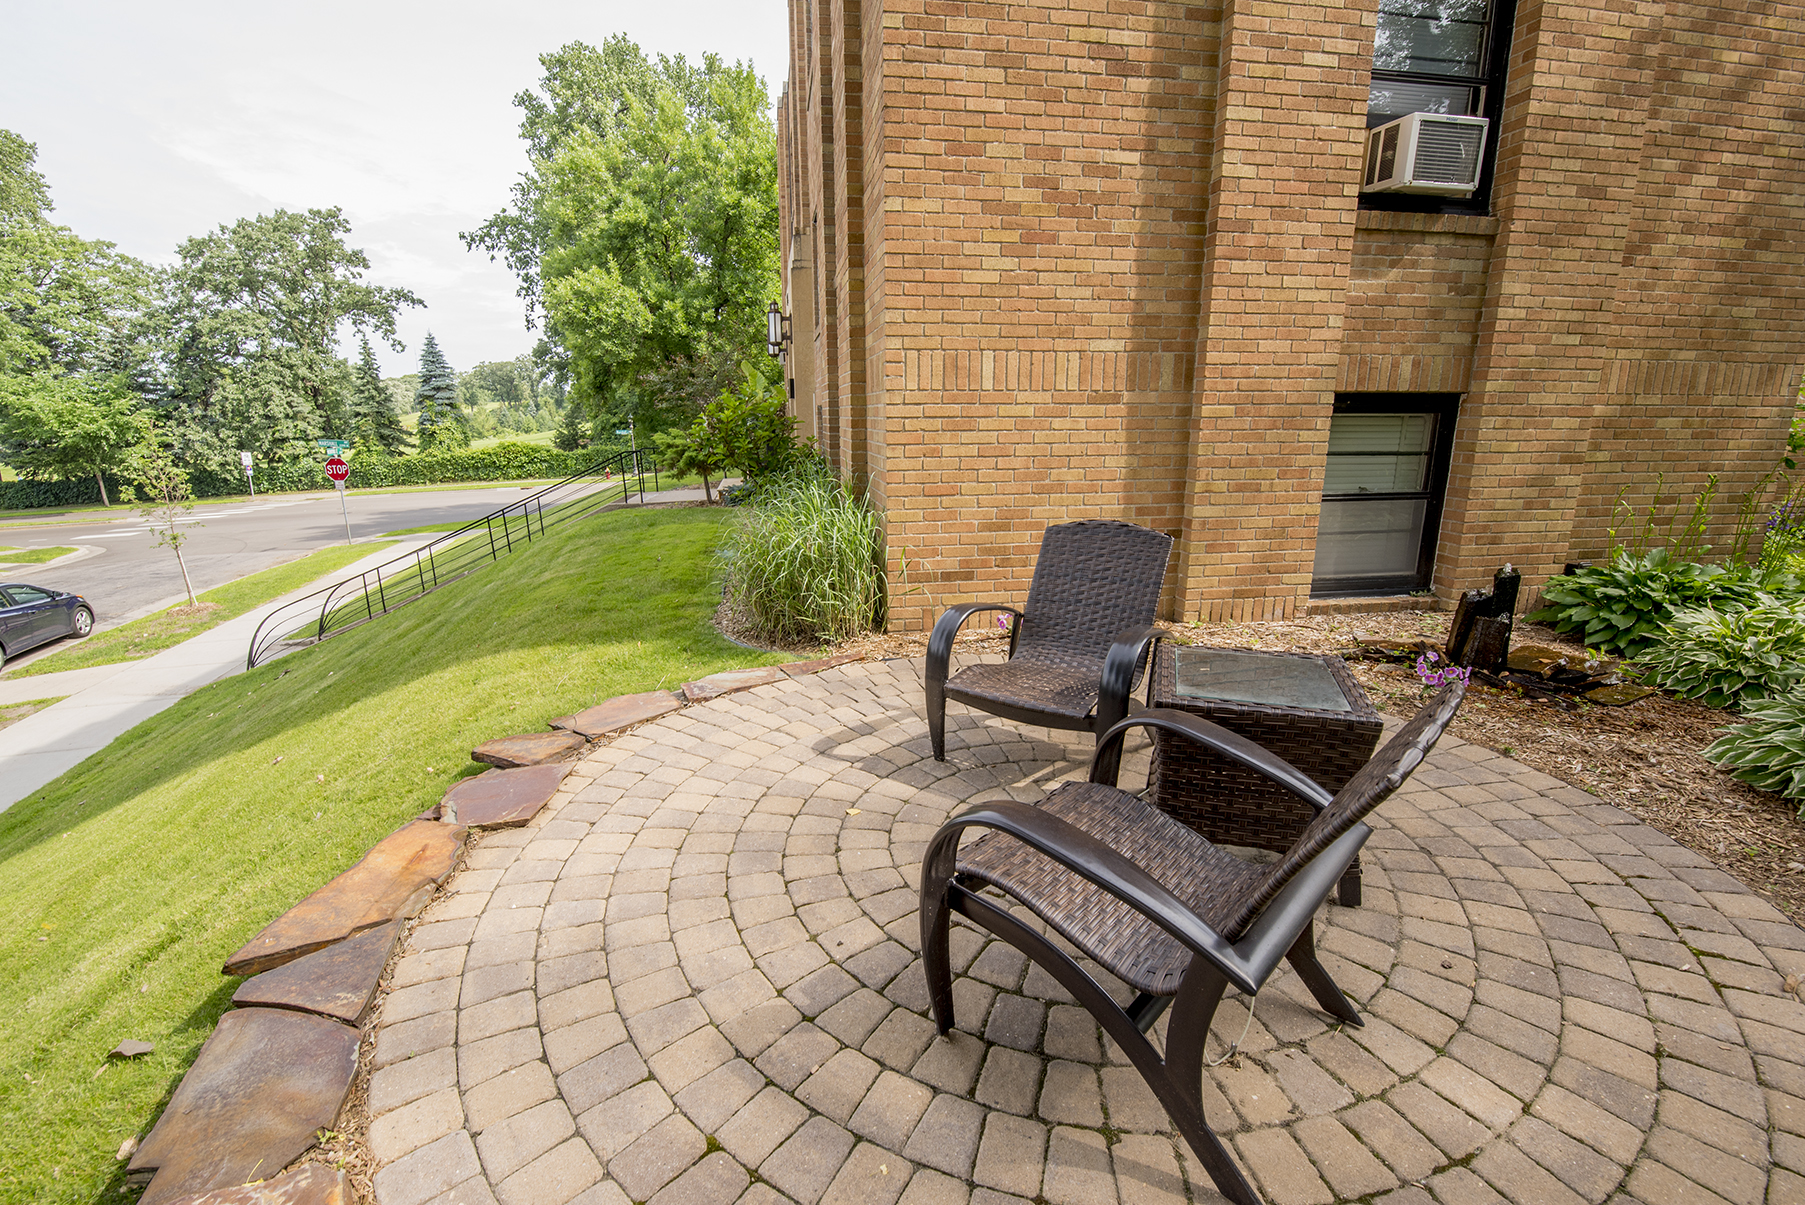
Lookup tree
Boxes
[351,336,412,456]
[553,399,589,451]
[414,332,466,452]
[651,361,799,503]
[540,64,778,434]
[159,207,422,471]
[1,129,155,380]
[0,373,151,505]
[462,37,666,332]
[132,440,201,605]
[0,129,52,228]
[464,40,778,438]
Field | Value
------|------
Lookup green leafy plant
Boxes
[721,474,883,643]
[1704,690,1805,813]
[1528,548,1760,656]
[1635,598,1805,708]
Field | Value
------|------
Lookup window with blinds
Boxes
[1310,396,1459,596]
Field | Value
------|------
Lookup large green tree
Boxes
[462,37,666,333]
[0,373,151,505]
[0,129,155,380]
[159,207,421,472]
[465,39,778,434]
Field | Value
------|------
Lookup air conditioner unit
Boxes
[1361,112,1489,196]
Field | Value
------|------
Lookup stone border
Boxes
[122,657,866,1205]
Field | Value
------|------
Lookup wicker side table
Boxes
[1148,644,1384,906]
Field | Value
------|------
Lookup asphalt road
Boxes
[0,484,556,630]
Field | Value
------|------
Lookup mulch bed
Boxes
[768,608,1805,924]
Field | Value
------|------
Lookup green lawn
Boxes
[3,543,396,680]
[0,507,783,1203]
[0,545,78,564]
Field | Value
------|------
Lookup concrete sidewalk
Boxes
[0,537,432,811]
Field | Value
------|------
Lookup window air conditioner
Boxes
[1361,112,1489,197]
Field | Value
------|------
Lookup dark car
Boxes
[0,583,94,668]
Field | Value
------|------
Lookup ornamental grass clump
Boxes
[1635,597,1805,709]
[721,475,884,644]
[1705,692,1805,814]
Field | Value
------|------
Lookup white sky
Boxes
[2,0,790,379]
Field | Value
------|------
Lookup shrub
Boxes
[1635,597,1805,708]
[721,475,883,644]
[1704,691,1805,814]
[1528,548,1802,657]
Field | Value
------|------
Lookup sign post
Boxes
[324,457,352,545]
[240,450,255,498]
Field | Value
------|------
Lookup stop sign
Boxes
[325,457,349,482]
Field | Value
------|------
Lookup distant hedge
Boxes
[0,441,637,511]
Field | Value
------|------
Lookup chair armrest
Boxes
[926,799,1261,995]
[1091,625,1164,782]
[928,603,1024,685]
[1090,708,1336,810]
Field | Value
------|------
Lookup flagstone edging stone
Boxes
[126,655,860,1203]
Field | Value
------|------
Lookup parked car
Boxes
[0,583,94,667]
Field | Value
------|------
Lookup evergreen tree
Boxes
[553,400,588,451]
[351,336,413,455]
[414,332,465,451]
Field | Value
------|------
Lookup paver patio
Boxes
[363,657,1805,1205]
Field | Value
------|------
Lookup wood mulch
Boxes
[777,609,1805,924]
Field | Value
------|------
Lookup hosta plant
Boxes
[1704,691,1805,814]
[1528,548,1792,657]
[1635,597,1805,709]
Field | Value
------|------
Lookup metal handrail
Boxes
[246,448,659,669]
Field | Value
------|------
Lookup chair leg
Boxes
[1159,963,1263,1205]
[1284,921,1363,1027]
[928,683,947,762]
[921,887,957,1036]
[957,894,1262,1205]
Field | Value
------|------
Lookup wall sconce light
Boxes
[766,300,791,361]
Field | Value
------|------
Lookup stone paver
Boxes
[364,658,1805,1204]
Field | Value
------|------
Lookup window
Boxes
[1362,0,1514,213]
[1310,394,1459,596]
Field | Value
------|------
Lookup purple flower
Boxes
[1414,650,1472,689]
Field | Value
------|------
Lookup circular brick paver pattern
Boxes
[364,659,1805,1205]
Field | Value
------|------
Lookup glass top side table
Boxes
[1149,644,1384,906]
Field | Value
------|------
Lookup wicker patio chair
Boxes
[925,519,1172,774]
[918,683,1466,1205]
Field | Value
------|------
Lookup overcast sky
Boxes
[2,0,789,378]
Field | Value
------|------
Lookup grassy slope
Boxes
[0,507,782,1203]
[6,543,396,679]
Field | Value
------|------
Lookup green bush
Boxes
[0,441,637,510]
[1704,691,1805,814]
[1528,548,1795,657]
[721,475,883,644]
[1635,597,1805,708]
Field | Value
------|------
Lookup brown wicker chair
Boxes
[925,519,1172,774]
[918,683,1466,1205]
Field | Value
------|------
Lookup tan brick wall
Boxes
[1433,0,1669,597]
[865,0,1222,629]
[1174,0,1376,623]
[777,0,1805,629]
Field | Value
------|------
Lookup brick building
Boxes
[773,0,1805,627]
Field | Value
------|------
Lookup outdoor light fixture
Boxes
[766,300,791,361]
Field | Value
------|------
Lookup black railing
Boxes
[247,448,658,669]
